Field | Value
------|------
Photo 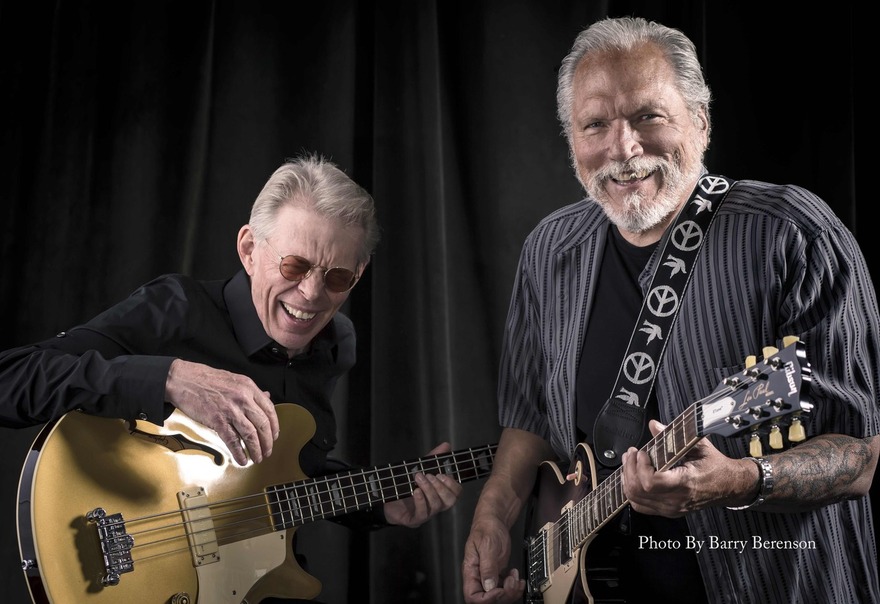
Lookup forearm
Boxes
[473,428,554,529]
[0,336,172,426]
[758,433,879,512]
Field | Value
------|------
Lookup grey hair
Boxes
[249,154,380,263]
[556,16,712,144]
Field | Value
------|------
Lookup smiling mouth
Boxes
[282,302,316,321]
[611,167,656,184]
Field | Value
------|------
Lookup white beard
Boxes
[580,148,704,234]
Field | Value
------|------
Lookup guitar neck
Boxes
[571,403,702,549]
[267,444,497,530]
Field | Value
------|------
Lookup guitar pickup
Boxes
[178,487,220,566]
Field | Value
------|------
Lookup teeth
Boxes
[617,169,648,182]
[282,302,316,320]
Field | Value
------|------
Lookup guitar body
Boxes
[17,403,322,604]
[527,443,627,604]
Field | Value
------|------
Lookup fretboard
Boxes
[266,443,497,530]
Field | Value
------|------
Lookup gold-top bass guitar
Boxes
[18,403,496,603]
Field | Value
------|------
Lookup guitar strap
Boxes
[593,174,736,468]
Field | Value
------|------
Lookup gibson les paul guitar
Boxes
[524,337,811,604]
[17,403,496,603]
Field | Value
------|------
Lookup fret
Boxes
[277,484,294,526]
[407,460,422,495]
[267,485,283,530]
[290,482,308,525]
[461,451,474,481]
[672,416,684,458]
[646,430,675,468]
[605,481,616,517]
[585,491,595,533]
[395,462,410,499]
[328,478,344,513]
[348,472,360,511]
[441,455,455,479]
[306,483,323,519]
[366,469,381,504]
[283,484,300,526]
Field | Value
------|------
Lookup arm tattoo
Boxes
[769,434,873,507]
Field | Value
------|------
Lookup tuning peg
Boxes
[749,432,763,457]
[782,335,800,348]
[769,425,783,449]
[762,346,779,359]
[745,354,757,368]
[789,417,806,442]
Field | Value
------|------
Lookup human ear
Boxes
[237,225,257,275]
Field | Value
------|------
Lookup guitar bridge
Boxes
[86,507,134,586]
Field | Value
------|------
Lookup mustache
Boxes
[589,157,671,185]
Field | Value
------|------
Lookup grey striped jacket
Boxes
[499,179,880,603]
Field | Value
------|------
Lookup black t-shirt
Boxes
[575,226,707,604]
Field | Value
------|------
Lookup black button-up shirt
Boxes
[0,269,353,478]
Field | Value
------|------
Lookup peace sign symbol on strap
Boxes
[623,351,656,385]
[671,220,703,252]
[699,174,732,195]
[647,285,679,318]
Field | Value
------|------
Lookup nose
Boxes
[608,120,643,162]
[296,271,326,300]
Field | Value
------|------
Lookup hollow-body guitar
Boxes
[18,403,496,603]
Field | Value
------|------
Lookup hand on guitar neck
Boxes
[383,441,464,528]
[619,418,758,517]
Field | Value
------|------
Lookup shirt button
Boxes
[271,347,280,354]
[55,331,67,338]
[137,412,148,421]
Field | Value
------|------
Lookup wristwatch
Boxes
[726,456,774,511]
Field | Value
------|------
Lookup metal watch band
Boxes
[727,456,774,511]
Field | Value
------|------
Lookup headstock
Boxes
[699,336,812,453]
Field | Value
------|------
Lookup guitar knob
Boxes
[749,433,763,457]
[782,335,800,348]
[745,354,757,368]
[788,418,806,442]
[769,425,783,449]
[762,346,779,359]
[170,594,192,604]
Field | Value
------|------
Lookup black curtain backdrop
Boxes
[1,1,872,603]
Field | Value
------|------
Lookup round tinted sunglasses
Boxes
[264,240,359,293]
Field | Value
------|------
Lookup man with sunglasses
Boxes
[0,154,462,602]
